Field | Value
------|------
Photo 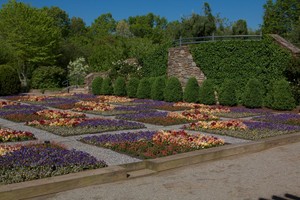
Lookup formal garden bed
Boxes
[25,118,146,136]
[80,130,225,159]
[0,102,86,122]
[252,113,300,126]
[0,127,36,143]
[183,120,300,140]
[216,107,271,118]
[0,142,107,185]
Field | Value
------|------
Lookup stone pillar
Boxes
[167,46,206,88]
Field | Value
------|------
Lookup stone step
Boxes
[127,169,157,179]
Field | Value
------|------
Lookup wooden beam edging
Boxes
[0,166,127,200]
[145,132,300,172]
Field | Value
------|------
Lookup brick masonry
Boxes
[167,46,206,88]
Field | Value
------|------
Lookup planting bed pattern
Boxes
[0,94,299,186]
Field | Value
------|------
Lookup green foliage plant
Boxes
[183,77,200,103]
[113,77,126,96]
[31,66,66,89]
[136,78,151,99]
[91,77,103,95]
[164,77,183,102]
[101,77,113,95]
[218,79,238,106]
[242,79,264,108]
[126,77,140,98]
[191,37,292,96]
[199,79,216,105]
[151,77,166,101]
[0,65,20,96]
[270,79,296,110]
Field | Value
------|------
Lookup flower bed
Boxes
[72,101,115,112]
[183,120,300,140]
[98,95,133,103]
[0,128,36,142]
[253,113,300,126]
[3,95,47,102]
[0,143,107,185]
[216,107,270,118]
[80,130,225,159]
[26,118,146,136]
[179,110,219,121]
[1,108,86,122]
[0,101,19,108]
[0,104,46,122]
[117,111,196,126]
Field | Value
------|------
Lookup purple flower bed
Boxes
[77,118,146,128]
[117,111,168,120]
[0,143,107,184]
[0,104,45,116]
[217,107,270,118]
[230,108,269,113]
[42,97,78,107]
[243,121,300,132]
[81,131,156,144]
[253,114,300,126]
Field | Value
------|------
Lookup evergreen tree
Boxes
[164,77,183,102]
[183,77,200,103]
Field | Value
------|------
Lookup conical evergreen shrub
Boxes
[218,79,238,106]
[113,77,126,96]
[101,77,113,95]
[199,79,216,105]
[151,77,166,100]
[242,78,264,108]
[136,78,151,99]
[271,79,296,110]
[183,77,200,103]
[164,77,183,102]
[91,77,103,95]
[126,77,140,98]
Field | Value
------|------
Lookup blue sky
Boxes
[0,0,266,29]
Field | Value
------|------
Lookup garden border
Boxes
[1,132,300,200]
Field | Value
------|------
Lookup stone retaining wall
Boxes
[167,46,206,88]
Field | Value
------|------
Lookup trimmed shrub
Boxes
[101,77,113,95]
[0,65,20,96]
[218,79,238,106]
[126,77,140,98]
[164,77,183,102]
[242,78,264,108]
[136,78,151,99]
[151,77,166,100]
[114,77,126,96]
[270,79,296,110]
[91,77,103,95]
[199,79,216,105]
[183,77,200,103]
[31,66,66,89]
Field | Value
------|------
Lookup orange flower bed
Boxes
[185,120,247,131]
[72,101,115,112]
[36,109,86,119]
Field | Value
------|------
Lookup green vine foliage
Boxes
[191,36,292,95]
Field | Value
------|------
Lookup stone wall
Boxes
[167,46,206,88]
[84,72,109,91]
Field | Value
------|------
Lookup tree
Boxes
[116,20,132,37]
[126,77,140,98]
[91,77,103,95]
[67,57,90,85]
[114,77,127,96]
[90,13,116,37]
[232,19,248,35]
[0,0,61,88]
[70,17,87,36]
[136,78,151,99]
[101,77,113,95]
[199,79,216,105]
[151,76,166,100]
[271,79,296,110]
[262,0,300,35]
[218,79,238,106]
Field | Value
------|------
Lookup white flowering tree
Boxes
[67,57,90,86]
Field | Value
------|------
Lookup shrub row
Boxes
[92,76,296,111]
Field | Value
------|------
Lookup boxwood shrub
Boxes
[151,76,166,101]
[183,77,199,103]
[164,77,183,102]
[101,77,113,95]
[136,78,151,99]
[114,77,126,96]
[199,79,216,105]
[0,65,20,96]
[91,77,103,95]
[126,77,140,98]
[242,78,264,108]
[218,79,238,106]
